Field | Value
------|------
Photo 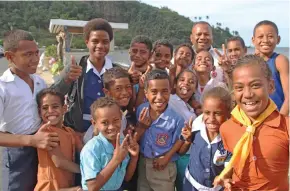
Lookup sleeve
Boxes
[0,87,4,122]
[220,123,230,151]
[173,117,185,143]
[74,132,84,152]
[50,63,73,95]
[80,144,102,181]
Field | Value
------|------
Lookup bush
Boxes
[45,45,57,58]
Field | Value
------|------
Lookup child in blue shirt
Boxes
[135,69,185,191]
[80,97,139,191]
[179,87,232,191]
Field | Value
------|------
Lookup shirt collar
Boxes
[232,109,281,128]
[0,69,42,86]
[194,116,221,145]
[98,132,115,154]
[86,56,113,77]
[192,45,214,54]
[0,69,16,82]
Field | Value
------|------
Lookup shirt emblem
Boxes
[156,133,169,146]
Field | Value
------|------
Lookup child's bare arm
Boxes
[124,133,139,181]
[135,83,146,108]
[87,134,129,191]
[49,146,80,173]
[276,55,289,115]
[178,141,191,155]
[0,123,59,149]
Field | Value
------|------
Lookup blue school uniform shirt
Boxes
[186,121,231,188]
[136,102,184,161]
[80,133,130,191]
[83,58,113,131]
[267,52,284,110]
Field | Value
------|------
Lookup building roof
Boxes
[49,19,129,34]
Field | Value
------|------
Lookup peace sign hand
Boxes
[127,132,140,157]
[112,133,129,163]
[214,44,231,73]
[181,116,194,142]
[128,62,142,85]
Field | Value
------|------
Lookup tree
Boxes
[199,16,202,20]
[206,15,209,20]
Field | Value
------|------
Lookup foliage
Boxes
[0,1,235,48]
[51,60,64,75]
[44,45,57,58]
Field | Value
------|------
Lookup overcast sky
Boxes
[141,0,289,47]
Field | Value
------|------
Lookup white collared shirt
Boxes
[86,56,113,78]
[169,94,197,122]
[194,78,228,103]
[0,69,47,134]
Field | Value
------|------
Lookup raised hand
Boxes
[138,107,151,129]
[181,116,194,142]
[128,62,142,84]
[112,133,129,163]
[214,44,231,72]
[32,122,60,150]
[127,132,140,157]
[139,64,152,89]
[65,55,82,84]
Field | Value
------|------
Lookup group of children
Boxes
[0,17,288,191]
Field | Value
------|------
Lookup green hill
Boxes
[0,1,236,49]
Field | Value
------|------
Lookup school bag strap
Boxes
[66,55,122,109]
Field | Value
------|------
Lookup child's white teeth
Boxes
[181,87,188,94]
[155,102,163,106]
[245,102,256,105]
[48,116,57,120]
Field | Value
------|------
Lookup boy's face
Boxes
[92,105,122,141]
[202,97,228,133]
[152,45,172,70]
[103,77,133,107]
[252,25,280,56]
[176,71,197,101]
[191,24,213,52]
[193,51,213,74]
[39,94,66,126]
[232,64,274,119]
[175,46,193,68]
[227,40,247,63]
[129,43,151,68]
[86,30,110,60]
[5,40,39,74]
[145,79,170,113]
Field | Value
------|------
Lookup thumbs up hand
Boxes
[64,55,82,84]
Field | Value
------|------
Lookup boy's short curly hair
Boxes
[103,67,131,89]
[36,88,65,107]
[144,69,170,90]
[3,29,34,52]
[83,18,113,41]
[174,43,195,61]
[130,35,153,51]
[90,97,120,120]
[253,20,279,36]
[152,39,174,58]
